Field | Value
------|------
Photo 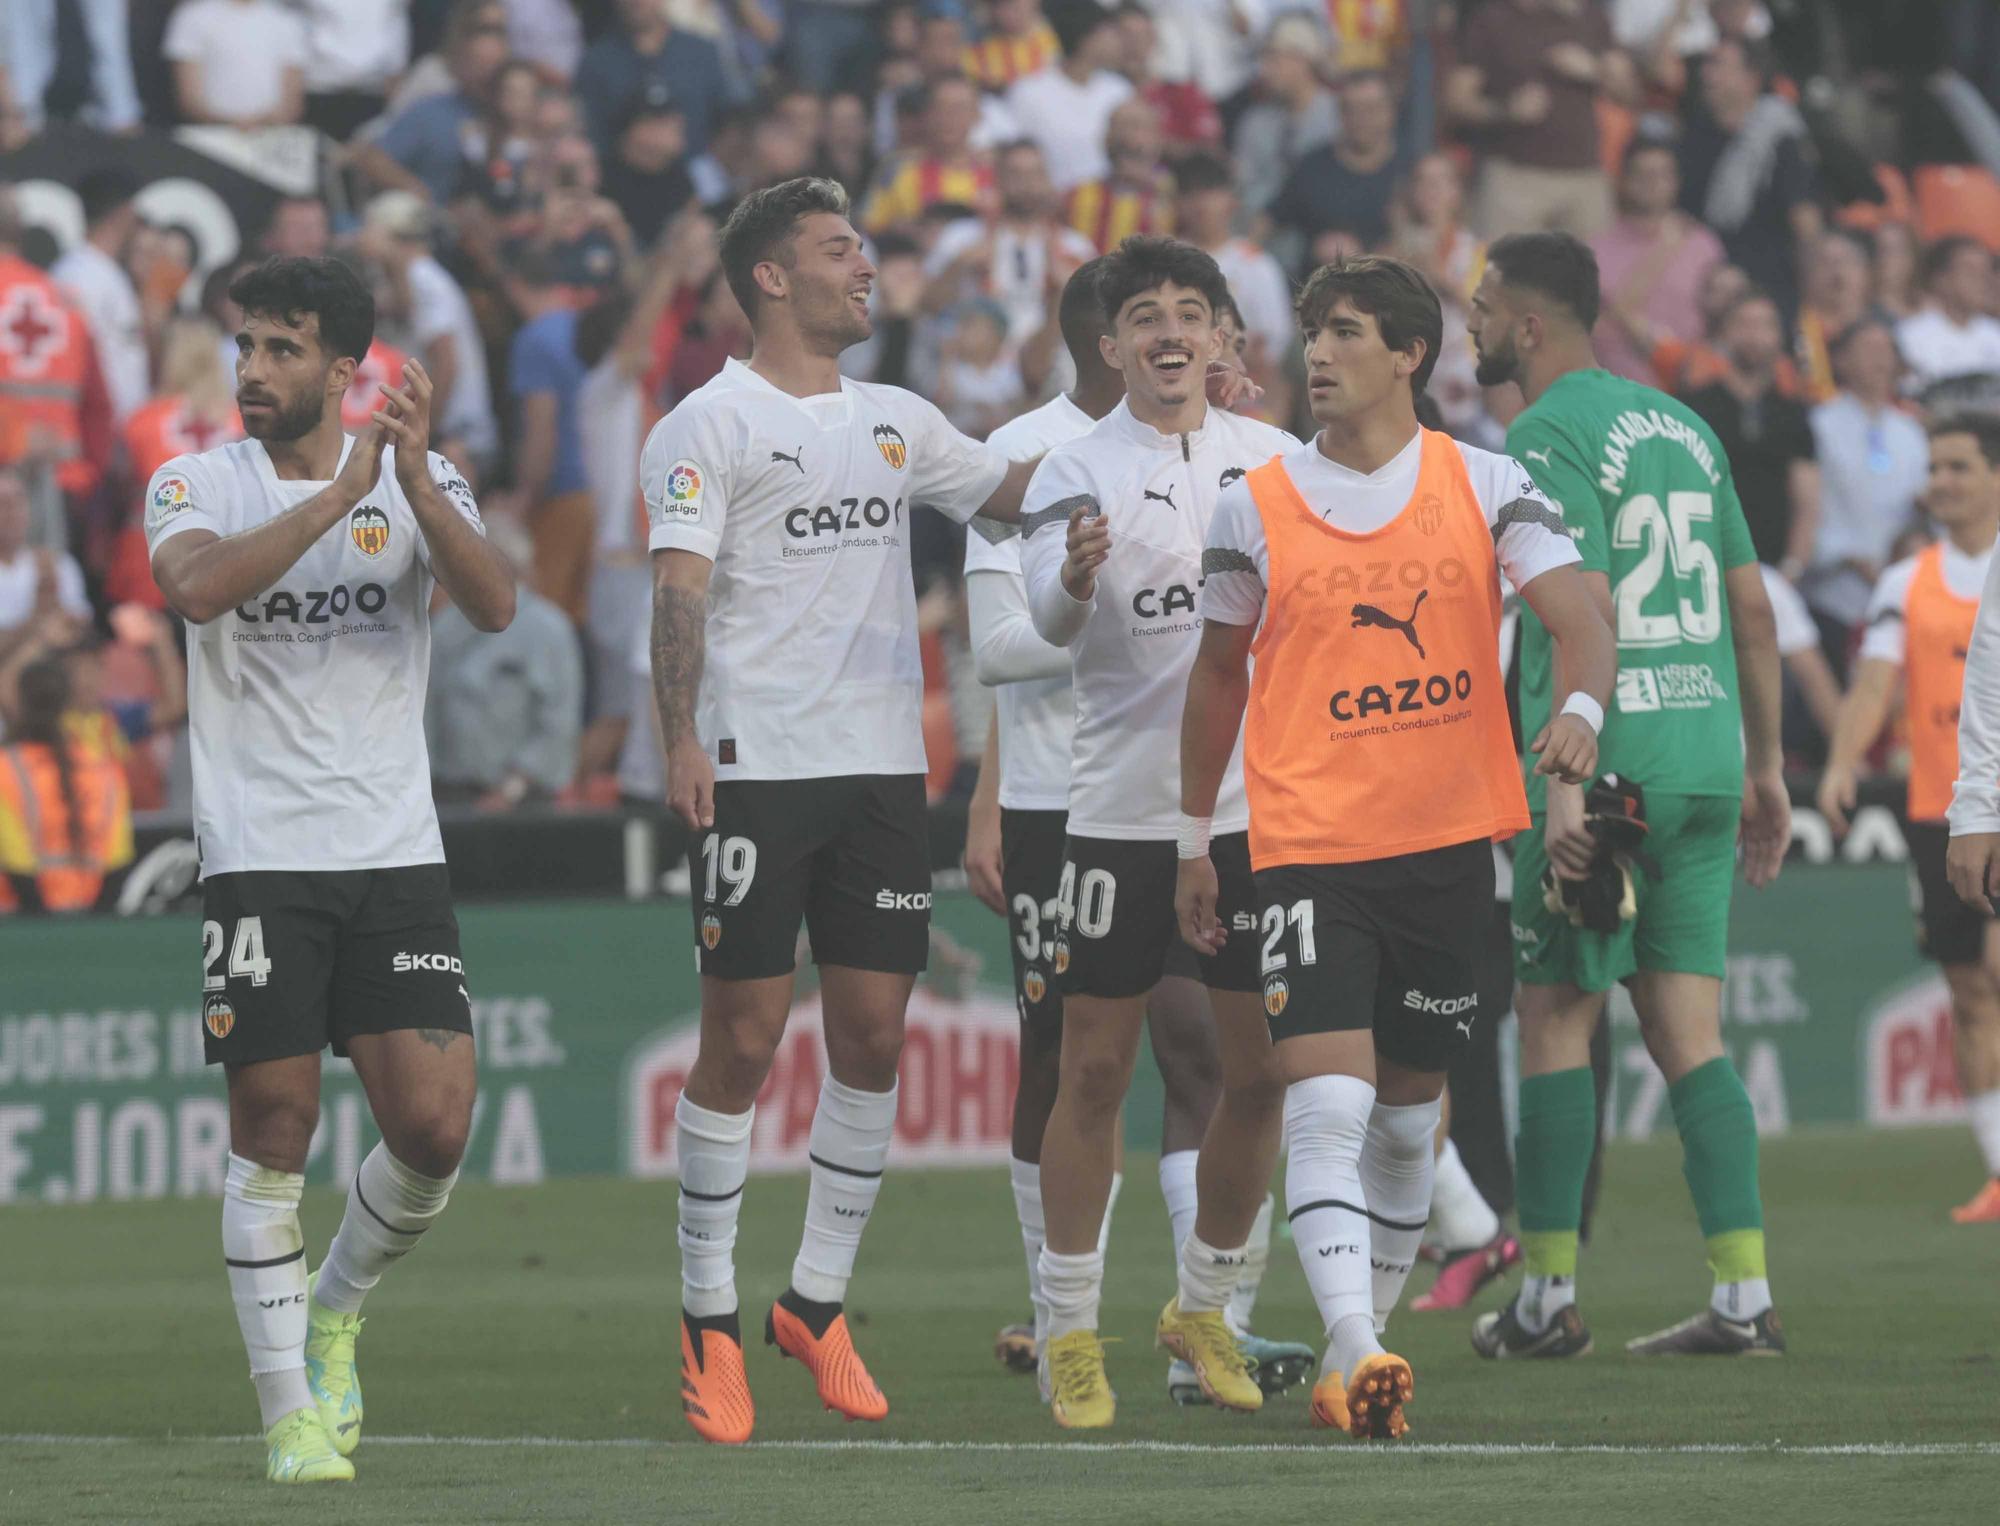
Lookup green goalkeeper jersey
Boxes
[1509,367,1759,811]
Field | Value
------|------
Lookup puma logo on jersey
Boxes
[1351,590,1428,659]
[1143,485,1177,510]
[1456,1017,1475,1039]
[771,446,805,473]
[1525,449,1554,468]
[1219,466,1246,489]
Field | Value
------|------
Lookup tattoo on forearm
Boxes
[417,1028,461,1052]
[652,584,707,748]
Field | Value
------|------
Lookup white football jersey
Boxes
[1018,400,1299,839]
[642,357,1007,781]
[143,437,485,877]
[963,393,1095,812]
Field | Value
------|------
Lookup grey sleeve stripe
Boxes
[1202,546,1259,576]
[1492,497,1574,540]
[1021,494,1098,539]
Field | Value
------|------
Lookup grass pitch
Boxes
[3,1126,1996,1524]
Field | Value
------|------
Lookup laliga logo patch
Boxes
[873,424,908,471]
[700,910,722,951]
[350,504,391,559]
[152,476,190,512]
[204,993,236,1040]
[1024,968,1047,1005]
[666,459,703,503]
[1263,974,1290,1019]
[1415,493,1444,535]
[1051,936,1070,976]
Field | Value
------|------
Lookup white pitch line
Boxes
[3,1434,1995,1458]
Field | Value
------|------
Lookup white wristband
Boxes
[1177,813,1213,860]
[1560,691,1605,736]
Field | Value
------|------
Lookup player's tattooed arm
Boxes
[652,549,716,831]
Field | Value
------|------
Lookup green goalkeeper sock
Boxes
[1514,1067,1596,1328]
[1669,1056,1770,1313]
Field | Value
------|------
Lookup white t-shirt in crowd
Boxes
[51,242,148,424]
[640,356,1007,781]
[1200,430,1581,630]
[1896,307,2000,389]
[1004,68,1134,190]
[1858,539,1994,667]
[406,255,496,459]
[963,393,1095,811]
[143,436,485,876]
[0,548,90,632]
[1018,399,1300,839]
[925,217,1101,347]
[1207,237,1295,361]
[292,0,410,92]
[162,0,309,121]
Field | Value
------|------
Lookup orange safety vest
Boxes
[0,740,134,913]
[123,394,244,487]
[1242,430,1529,869]
[0,255,92,483]
[1904,544,1979,823]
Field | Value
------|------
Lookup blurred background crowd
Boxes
[6,0,2000,907]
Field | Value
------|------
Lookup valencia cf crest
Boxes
[1414,493,1444,536]
[350,504,391,559]
[1024,968,1047,1005]
[700,911,723,951]
[1263,974,1290,1020]
[204,993,236,1040]
[1051,936,1070,976]
[873,424,908,470]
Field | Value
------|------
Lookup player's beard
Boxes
[801,282,872,356]
[239,387,326,442]
[1472,336,1519,389]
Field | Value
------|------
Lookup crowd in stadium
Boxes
[5,0,2000,863]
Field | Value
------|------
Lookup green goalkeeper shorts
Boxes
[1509,791,1740,992]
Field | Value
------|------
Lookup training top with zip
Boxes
[1018,397,1298,840]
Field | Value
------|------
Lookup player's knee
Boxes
[823,1014,906,1089]
[1223,1069,1285,1121]
[1062,1048,1133,1117]
[229,1093,319,1174]
[384,1106,471,1179]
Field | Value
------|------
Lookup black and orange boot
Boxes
[766,1291,889,1422]
[681,1310,755,1444]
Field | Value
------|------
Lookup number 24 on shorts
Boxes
[203,916,273,989]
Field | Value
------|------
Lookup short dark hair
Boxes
[1487,231,1601,331]
[717,175,852,319]
[1096,235,1230,328]
[1295,253,1443,394]
[1059,254,1113,365]
[1173,151,1234,197]
[1619,133,1677,177]
[1049,0,1118,56]
[226,256,374,363]
[1715,286,1780,332]
[1929,411,2000,467]
[76,169,137,226]
[1922,234,1988,289]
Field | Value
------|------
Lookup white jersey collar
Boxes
[252,432,357,493]
[1108,396,1213,453]
[723,354,854,419]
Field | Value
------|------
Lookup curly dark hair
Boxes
[1095,235,1230,329]
[718,176,853,319]
[227,256,375,363]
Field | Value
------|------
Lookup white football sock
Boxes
[791,1075,896,1304]
[1968,1088,2000,1176]
[1361,1097,1440,1331]
[314,1143,455,1315]
[1518,1273,1575,1335]
[1010,1155,1048,1347]
[1284,1074,1378,1356]
[1039,1248,1104,1340]
[1711,1276,1773,1320]
[676,1094,753,1318]
[1158,1149,1199,1257]
[1175,1230,1247,1315]
[1097,1169,1122,1256]
[1429,1137,1500,1253]
[1225,1194,1274,1334]
[222,1152,312,1429]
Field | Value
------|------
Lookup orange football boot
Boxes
[1951,1178,2000,1224]
[1310,1352,1413,1439]
[766,1301,890,1422]
[680,1313,755,1445]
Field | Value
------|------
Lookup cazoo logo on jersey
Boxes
[235,583,389,624]
[783,496,906,539]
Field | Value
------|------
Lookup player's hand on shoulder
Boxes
[1175,855,1225,954]
[666,737,716,832]
[1061,502,1111,601]
[1947,831,2000,914]
[1531,713,1597,786]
